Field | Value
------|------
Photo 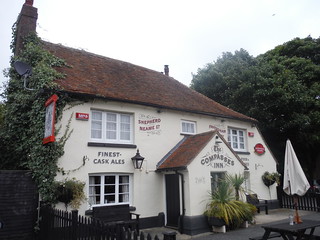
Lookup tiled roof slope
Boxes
[43,41,256,122]
[157,131,248,171]
[157,131,216,171]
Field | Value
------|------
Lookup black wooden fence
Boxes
[38,206,162,240]
[277,187,320,212]
[0,170,38,240]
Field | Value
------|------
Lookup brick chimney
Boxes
[164,65,169,76]
[14,0,38,56]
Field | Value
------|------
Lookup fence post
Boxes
[277,186,283,208]
[71,210,78,240]
[316,193,320,212]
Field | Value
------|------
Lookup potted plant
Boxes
[204,179,256,231]
[55,178,86,210]
[262,171,280,187]
[226,173,246,200]
[262,171,281,199]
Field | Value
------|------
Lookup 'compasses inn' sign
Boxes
[200,145,235,169]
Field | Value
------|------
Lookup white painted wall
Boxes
[55,99,278,217]
[187,135,247,216]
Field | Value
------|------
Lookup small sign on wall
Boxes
[248,132,254,137]
[76,112,89,121]
[254,143,265,155]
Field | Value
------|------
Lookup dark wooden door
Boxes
[165,174,180,228]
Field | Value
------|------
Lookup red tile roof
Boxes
[157,131,248,171]
[42,41,256,122]
[157,131,216,171]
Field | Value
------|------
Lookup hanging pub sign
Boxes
[43,94,58,144]
[254,143,265,155]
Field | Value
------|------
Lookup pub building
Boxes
[14,1,278,235]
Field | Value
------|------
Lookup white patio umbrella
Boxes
[283,139,310,223]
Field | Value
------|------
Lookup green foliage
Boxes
[191,36,320,180]
[204,180,256,226]
[55,178,86,210]
[226,173,245,201]
[0,102,5,128]
[262,171,281,186]
[0,32,70,203]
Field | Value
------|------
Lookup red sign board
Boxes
[248,132,254,137]
[76,112,89,120]
[43,94,58,144]
[254,143,265,155]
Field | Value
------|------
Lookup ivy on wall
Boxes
[0,31,71,203]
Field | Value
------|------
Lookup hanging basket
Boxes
[262,178,275,187]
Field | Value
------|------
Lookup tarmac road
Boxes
[142,209,320,240]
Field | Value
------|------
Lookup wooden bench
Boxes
[246,193,268,214]
[92,204,140,233]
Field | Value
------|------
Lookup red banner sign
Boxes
[43,94,58,144]
[76,112,89,120]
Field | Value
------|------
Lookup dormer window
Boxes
[181,120,196,135]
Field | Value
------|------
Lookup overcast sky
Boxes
[1,0,320,97]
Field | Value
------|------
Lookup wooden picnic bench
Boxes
[246,193,268,214]
[92,204,140,233]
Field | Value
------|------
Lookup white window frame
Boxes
[181,120,196,135]
[90,110,133,144]
[227,127,247,152]
[88,174,132,207]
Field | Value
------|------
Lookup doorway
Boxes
[165,174,180,228]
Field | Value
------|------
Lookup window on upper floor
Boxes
[181,120,196,135]
[88,174,131,206]
[227,127,247,152]
[91,110,133,144]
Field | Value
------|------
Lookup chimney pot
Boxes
[25,0,34,6]
[164,65,169,76]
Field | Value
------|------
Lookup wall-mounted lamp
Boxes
[131,149,145,169]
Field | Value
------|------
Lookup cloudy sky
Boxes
[1,0,320,96]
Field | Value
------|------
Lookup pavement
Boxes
[142,209,320,240]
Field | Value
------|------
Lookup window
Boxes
[211,172,226,193]
[228,128,246,151]
[89,174,131,206]
[91,110,133,143]
[181,120,196,134]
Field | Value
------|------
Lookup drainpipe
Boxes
[176,171,185,233]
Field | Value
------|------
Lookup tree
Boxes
[0,102,4,128]
[0,33,71,203]
[191,36,320,180]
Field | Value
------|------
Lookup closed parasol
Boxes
[283,139,310,223]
